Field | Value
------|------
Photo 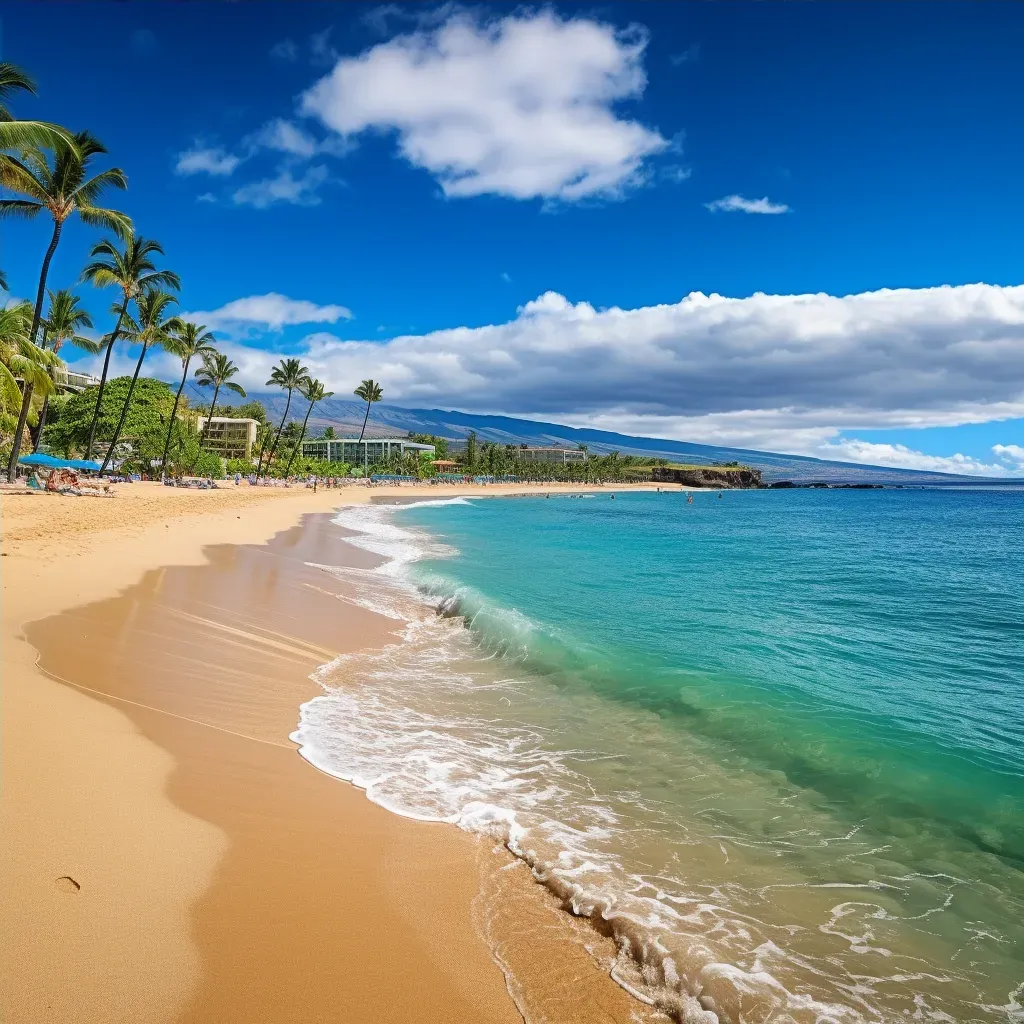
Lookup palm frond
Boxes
[0,120,73,151]
[78,204,132,238]
[138,268,181,291]
[0,62,37,103]
[0,198,43,220]
[0,153,47,198]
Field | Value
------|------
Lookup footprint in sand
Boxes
[55,876,81,893]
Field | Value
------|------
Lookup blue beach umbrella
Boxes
[66,458,103,472]
[17,452,64,468]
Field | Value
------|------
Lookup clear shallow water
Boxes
[293,489,1024,1023]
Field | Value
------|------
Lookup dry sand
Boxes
[1,481,648,1024]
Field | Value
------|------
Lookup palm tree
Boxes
[33,289,99,451]
[0,269,7,292]
[284,377,334,477]
[257,357,310,478]
[354,378,383,473]
[1,131,129,480]
[0,62,73,151]
[0,300,61,459]
[193,351,246,470]
[81,234,180,458]
[98,289,179,474]
[159,320,216,473]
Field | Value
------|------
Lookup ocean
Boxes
[292,488,1024,1023]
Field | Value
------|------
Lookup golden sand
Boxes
[1,482,647,1023]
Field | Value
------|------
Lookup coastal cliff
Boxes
[650,465,763,488]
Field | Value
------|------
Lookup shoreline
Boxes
[1,481,653,1023]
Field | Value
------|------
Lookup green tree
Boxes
[160,320,216,472]
[81,233,180,458]
[43,375,173,459]
[100,290,180,472]
[1,131,129,479]
[212,399,266,422]
[284,378,333,477]
[322,425,336,440]
[1,301,61,444]
[465,431,477,472]
[0,62,73,151]
[258,357,310,478]
[193,351,246,469]
[33,289,99,451]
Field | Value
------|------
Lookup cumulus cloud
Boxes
[706,194,790,215]
[175,145,241,177]
[231,165,330,208]
[816,439,1012,477]
[300,9,668,201]
[184,293,353,333]
[993,443,1024,467]
[152,281,1024,474]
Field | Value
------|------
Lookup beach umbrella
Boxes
[66,458,103,472]
[17,452,64,468]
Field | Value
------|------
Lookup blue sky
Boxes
[2,2,1023,474]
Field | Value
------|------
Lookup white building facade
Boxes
[300,437,435,464]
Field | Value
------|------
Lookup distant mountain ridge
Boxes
[225,393,1005,484]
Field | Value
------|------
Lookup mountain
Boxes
[224,393,1007,485]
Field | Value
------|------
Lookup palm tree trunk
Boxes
[284,399,316,478]
[6,383,33,482]
[6,221,62,481]
[160,358,191,474]
[259,390,292,480]
[358,400,372,473]
[31,327,51,453]
[99,342,149,474]
[189,384,221,473]
[85,298,128,460]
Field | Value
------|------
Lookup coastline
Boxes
[1,482,652,1024]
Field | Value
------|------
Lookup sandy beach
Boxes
[1,481,649,1024]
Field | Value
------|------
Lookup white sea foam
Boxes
[289,501,998,1024]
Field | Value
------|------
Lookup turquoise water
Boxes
[295,489,1024,1023]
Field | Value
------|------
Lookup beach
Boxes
[0,481,646,1024]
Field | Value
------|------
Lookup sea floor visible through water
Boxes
[293,489,1024,1024]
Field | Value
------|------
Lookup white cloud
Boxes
[196,192,216,204]
[231,165,330,208]
[250,118,320,158]
[816,439,1013,477]
[245,118,354,161]
[501,271,512,283]
[300,9,668,201]
[157,281,1024,475]
[175,145,241,177]
[993,443,1024,467]
[185,293,353,333]
[706,194,790,215]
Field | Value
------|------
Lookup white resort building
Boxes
[300,437,435,464]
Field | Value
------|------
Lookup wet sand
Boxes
[2,482,648,1024]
